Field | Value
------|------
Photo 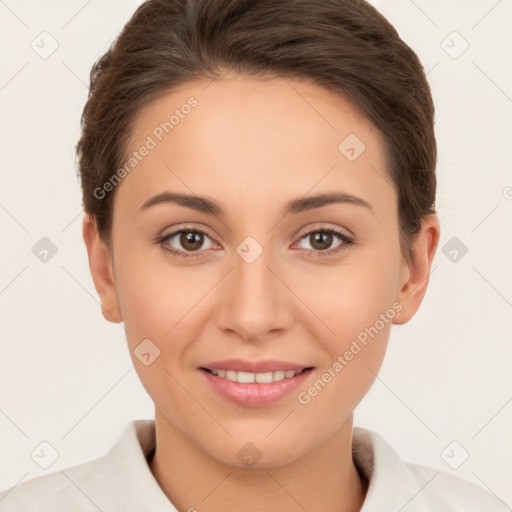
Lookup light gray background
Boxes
[1,0,511,506]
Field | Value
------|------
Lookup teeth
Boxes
[256,372,273,383]
[208,368,303,383]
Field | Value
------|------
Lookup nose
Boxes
[215,243,294,343]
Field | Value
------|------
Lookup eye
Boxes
[295,228,354,257]
[157,228,217,259]
[156,226,354,260]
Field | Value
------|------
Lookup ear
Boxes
[393,214,440,325]
[82,213,123,323]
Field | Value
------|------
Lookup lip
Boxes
[198,365,314,407]
[200,358,310,373]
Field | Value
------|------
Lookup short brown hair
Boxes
[76,0,437,263]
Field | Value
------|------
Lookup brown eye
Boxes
[296,228,354,257]
[179,231,205,251]
[158,228,216,259]
[309,231,335,251]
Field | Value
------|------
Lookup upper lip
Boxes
[200,359,312,373]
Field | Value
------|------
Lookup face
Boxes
[84,73,438,467]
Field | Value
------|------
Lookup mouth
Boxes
[197,359,315,407]
[200,366,313,383]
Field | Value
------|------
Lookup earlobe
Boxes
[392,214,440,325]
[82,213,123,324]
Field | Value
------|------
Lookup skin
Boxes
[83,73,440,512]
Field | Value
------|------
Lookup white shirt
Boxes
[0,419,506,511]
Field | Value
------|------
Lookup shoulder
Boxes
[0,453,114,511]
[353,427,508,511]
[0,419,170,512]
[405,461,506,511]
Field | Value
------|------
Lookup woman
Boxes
[0,0,504,509]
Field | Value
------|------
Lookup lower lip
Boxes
[199,368,314,407]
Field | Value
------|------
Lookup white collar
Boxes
[103,419,504,511]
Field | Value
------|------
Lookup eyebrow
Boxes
[138,191,374,217]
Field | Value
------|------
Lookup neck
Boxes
[149,408,368,512]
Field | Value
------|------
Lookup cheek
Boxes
[304,255,400,341]
[295,267,395,424]
[114,256,203,416]
[310,281,392,397]
[114,241,200,334]
[299,243,400,388]
[115,251,218,394]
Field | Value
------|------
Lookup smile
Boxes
[203,368,307,383]
[199,365,314,407]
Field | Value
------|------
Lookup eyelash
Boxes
[155,226,354,260]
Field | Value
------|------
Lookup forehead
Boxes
[114,74,395,221]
